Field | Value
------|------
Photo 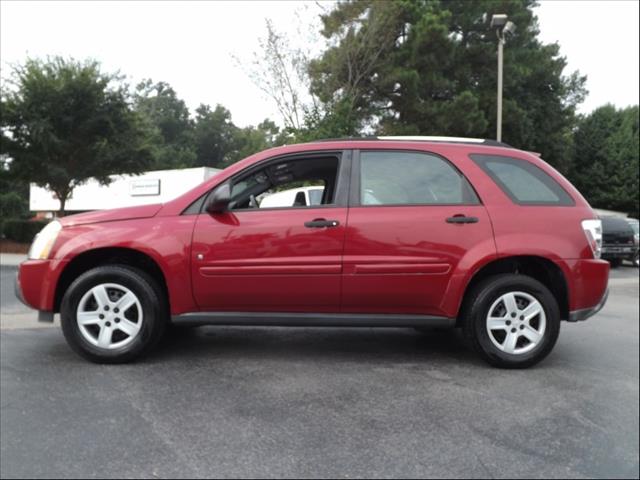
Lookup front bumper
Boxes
[14,271,54,322]
[15,258,66,322]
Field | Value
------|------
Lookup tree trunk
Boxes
[55,191,69,217]
[58,195,67,217]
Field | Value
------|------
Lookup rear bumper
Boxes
[568,287,609,322]
[563,258,609,321]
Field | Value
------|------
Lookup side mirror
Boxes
[205,182,231,214]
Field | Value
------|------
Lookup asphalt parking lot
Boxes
[1,263,638,479]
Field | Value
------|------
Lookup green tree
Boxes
[0,156,29,220]
[193,104,286,167]
[570,105,639,217]
[230,119,286,164]
[1,58,153,215]
[193,104,239,168]
[309,0,586,172]
[133,80,196,169]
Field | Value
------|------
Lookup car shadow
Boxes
[145,326,482,366]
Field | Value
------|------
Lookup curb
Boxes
[0,253,27,267]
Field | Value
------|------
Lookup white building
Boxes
[30,167,220,216]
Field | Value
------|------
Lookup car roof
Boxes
[310,136,513,148]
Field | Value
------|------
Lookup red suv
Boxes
[16,137,609,367]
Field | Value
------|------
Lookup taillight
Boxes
[582,219,602,259]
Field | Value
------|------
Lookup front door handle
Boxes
[446,215,479,224]
[304,218,340,228]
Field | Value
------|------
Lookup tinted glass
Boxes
[602,217,635,234]
[229,157,338,210]
[471,154,574,206]
[359,151,478,205]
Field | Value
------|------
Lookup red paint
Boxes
[16,259,68,311]
[341,205,496,316]
[191,208,347,311]
[60,203,163,227]
[17,140,609,320]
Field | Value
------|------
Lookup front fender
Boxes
[51,216,198,314]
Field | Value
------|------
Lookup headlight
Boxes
[28,220,62,260]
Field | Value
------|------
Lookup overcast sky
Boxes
[1,0,638,128]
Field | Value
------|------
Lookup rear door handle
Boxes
[304,218,340,228]
[446,215,479,224]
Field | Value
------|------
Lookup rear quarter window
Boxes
[470,154,575,206]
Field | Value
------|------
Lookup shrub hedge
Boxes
[1,219,48,243]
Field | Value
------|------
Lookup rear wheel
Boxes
[61,265,167,363]
[461,274,560,368]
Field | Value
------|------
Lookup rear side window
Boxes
[359,151,479,205]
[470,154,574,206]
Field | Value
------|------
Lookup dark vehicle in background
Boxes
[626,218,639,267]
[600,216,637,267]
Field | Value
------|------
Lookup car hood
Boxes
[59,204,163,227]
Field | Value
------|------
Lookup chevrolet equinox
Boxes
[16,137,610,367]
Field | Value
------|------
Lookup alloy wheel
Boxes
[486,291,546,355]
[76,283,143,350]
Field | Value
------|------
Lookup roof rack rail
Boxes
[310,136,513,148]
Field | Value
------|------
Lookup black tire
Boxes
[60,265,168,363]
[461,274,561,369]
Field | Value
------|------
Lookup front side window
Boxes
[359,151,479,206]
[229,156,338,210]
[470,154,574,206]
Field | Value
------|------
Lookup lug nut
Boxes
[520,315,524,320]
[511,328,517,333]
[99,314,104,320]
[115,318,120,323]
[104,306,110,311]
[105,321,111,327]
[506,320,511,326]
[520,325,525,330]
[511,313,516,318]
[114,308,119,313]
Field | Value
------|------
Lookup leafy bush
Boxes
[2,219,47,243]
[0,191,29,220]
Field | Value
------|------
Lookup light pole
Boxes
[488,14,516,142]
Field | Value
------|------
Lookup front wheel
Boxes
[461,274,561,368]
[60,265,167,363]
